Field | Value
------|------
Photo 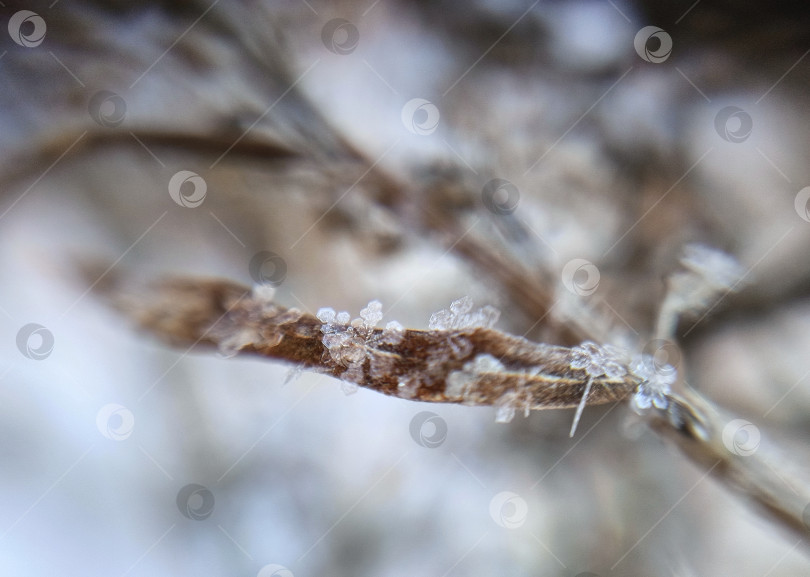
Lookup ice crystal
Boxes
[445,369,474,401]
[495,403,516,424]
[251,284,276,303]
[217,328,268,358]
[429,310,452,331]
[381,320,404,346]
[359,300,383,328]
[340,379,360,396]
[316,307,336,324]
[274,308,303,325]
[397,377,419,399]
[493,389,532,423]
[629,353,675,411]
[450,296,473,315]
[470,353,505,373]
[568,341,628,378]
[429,296,501,330]
[283,364,304,386]
[567,341,629,436]
[446,354,506,403]
[318,300,403,386]
[446,334,474,359]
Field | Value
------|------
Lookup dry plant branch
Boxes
[1,127,578,344]
[97,271,810,556]
[650,390,810,546]
[0,129,302,192]
[8,0,810,573]
[106,276,636,412]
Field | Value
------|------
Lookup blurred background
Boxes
[2,0,810,575]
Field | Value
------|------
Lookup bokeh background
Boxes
[2,0,810,575]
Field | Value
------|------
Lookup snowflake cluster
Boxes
[567,340,674,412]
[429,296,501,331]
[629,354,675,411]
[568,341,628,379]
[317,301,404,393]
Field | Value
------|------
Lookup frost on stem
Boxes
[629,353,675,412]
[359,300,383,328]
[569,341,628,379]
[494,387,535,424]
[216,285,303,357]
[397,376,420,399]
[317,300,404,393]
[107,276,810,549]
[427,296,501,365]
[283,364,304,386]
[446,353,554,424]
[107,277,639,424]
[446,353,505,402]
[252,284,278,308]
[567,341,629,436]
[564,341,677,432]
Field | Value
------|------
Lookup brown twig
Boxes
[650,390,810,547]
[107,276,638,412]
[101,273,810,554]
[0,128,302,194]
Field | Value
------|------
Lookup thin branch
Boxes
[0,129,301,192]
[104,276,638,411]
[649,390,810,547]
[98,273,810,554]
